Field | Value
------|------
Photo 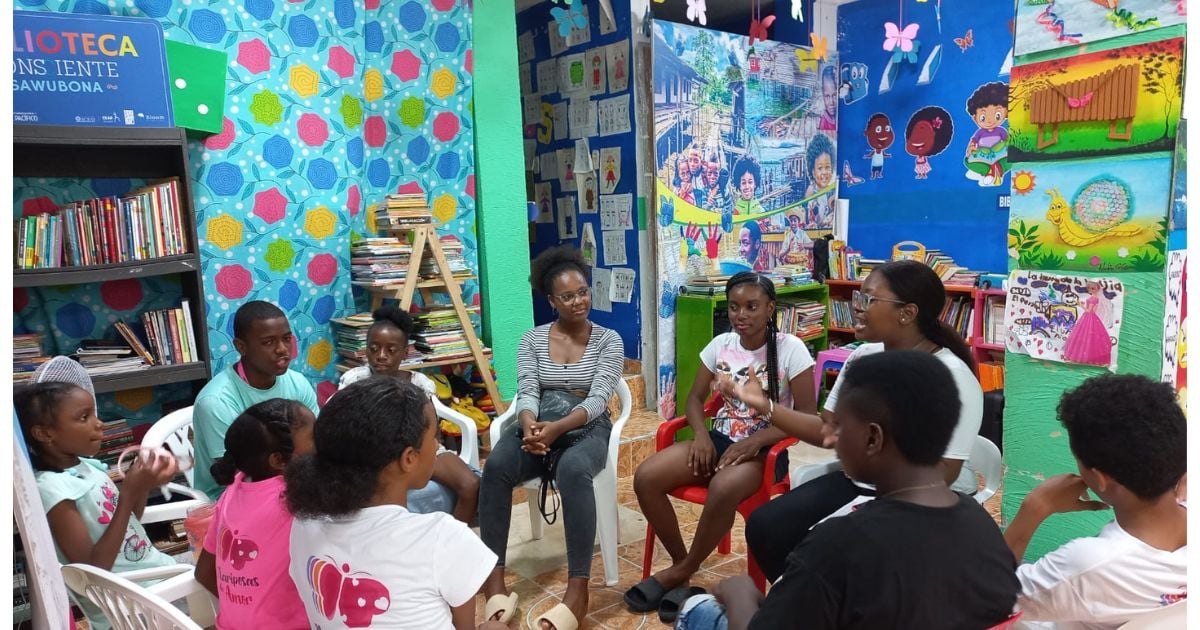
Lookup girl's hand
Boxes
[732,369,769,414]
[522,421,566,456]
[688,433,717,477]
[716,438,759,470]
[820,416,837,449]
[122,455,178,497]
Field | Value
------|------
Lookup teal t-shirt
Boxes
[36,457,177,630]
[192,365,318,499]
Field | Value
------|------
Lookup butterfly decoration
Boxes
[954,29,974,52]
[1067,91,1095,109]
[883,21,920,64]
[791,0,804,21]
[748,15,776,47]
[795,49,819,73]
[810,32,829,61]
[551,2,588,37]
[687,0,707,25]
[842,161,865,187]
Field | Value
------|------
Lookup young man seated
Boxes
[1004,374,1187,628]
[676,351,1019,630]
[193,300,319,499]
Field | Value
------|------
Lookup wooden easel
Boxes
[368,223,506,414]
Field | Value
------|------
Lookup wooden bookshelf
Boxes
[14,254,198,288]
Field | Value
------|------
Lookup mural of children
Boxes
[905,106,955,180]
[818,65,838,132]
[732,158,764,216]
[675,156,696,204]
[687,147,704,179]
[702,158,731,211]
[779,213,814,267]
[862,112,894,180]
[1063,281,1115,367]
[964,82,1010,187]
[738,220,764,271]
[804,133,836,228]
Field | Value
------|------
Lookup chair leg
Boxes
[594,470,620,587]
[717,532,731,555]
[642,524,655,579]
[526,488,544,540]
[747,552,767,594]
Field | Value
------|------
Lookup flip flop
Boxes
[659,586,707,624]
[483,592,518,624]
[536,602,579,630]
[623,576,669,613]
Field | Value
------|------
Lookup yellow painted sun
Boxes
[1013,170,1036,195]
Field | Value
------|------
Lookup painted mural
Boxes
[1014,0,1186,57]
[13,0,477,419]
[1009,37,1183,162]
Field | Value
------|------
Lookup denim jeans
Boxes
[407,461,482,516]
[478,419,611,578]
[675,595,728,630]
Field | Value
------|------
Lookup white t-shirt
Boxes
[699,332,815,441]
[1015,519,1187,630]
[339,366,437,396]
[824,342,982,493]
[288,505,496,629]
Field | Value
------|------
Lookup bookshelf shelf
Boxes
[362,276,478,292]
[336,351,495,374]
[973,341,1005,352]
[828,326,856,334]
[90,362,209,394]
[14,255,198,288]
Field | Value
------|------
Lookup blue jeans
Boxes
[675,595,728,630]
[408,461,482,516]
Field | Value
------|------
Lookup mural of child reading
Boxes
[732,158,764,216]
[964,82,1010,187]
[905,106,955,180]
[805,133,836,229]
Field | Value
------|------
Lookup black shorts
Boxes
[708,429,790,483]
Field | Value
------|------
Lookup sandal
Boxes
[537,602,579,630]
[623,576,668,612]
[484,592,519,624]
[659,586,707,624]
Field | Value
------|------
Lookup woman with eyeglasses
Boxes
[740,259,983,584]
[477,245,624,630]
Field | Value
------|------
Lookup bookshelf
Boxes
[12,125,211,394]
[674,283,830,417]
[825,278,977,345]
[971,288,1007,392]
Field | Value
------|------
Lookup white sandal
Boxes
[484,592,519,624]
[537,602,579,630]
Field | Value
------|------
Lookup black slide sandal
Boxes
[623,576,669,613]
[658,586,707,624]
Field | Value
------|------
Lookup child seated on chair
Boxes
[627,272,817,613]
[195,398,315,629]
[1003,374,1187,628]
[339,305,480,524]
[675,351,1019,630]
[16,381,180,630]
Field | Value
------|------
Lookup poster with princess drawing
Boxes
[1004,270,1125,372]
[1015,0,1186,57]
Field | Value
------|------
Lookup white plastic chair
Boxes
[61,563,217,630]
[487,378,632,587]
[432,397,481,469]
[140,406,212,524]
[1116,599,1188,629]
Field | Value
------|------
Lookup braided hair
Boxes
[14,381,86,472]
[210,398,310,485]
[725,272,781,403]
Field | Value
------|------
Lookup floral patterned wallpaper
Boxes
[14,0,477,420]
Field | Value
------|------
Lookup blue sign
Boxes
[13,12,173,127]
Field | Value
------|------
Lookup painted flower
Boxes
[14,288,28,313]
[297,113,329,146]
[253,188,289,224]
[364,116,386,147]
[436,152,460,179]
[188,9,226,44]
[399,96,425,128]
[215,265,254,299]
[250,90,283,126]
[434,23,460,53]
[391,50,422,81]
[363,68,385,102]
[307,339,333,370]
[433,112,460,142]
[465,174,475,198]
[100,279,143,311]
[347,185,361,216]
[55,303,95,338]
[365,204,377,234]
[307,254,338,285]
[1065,250,1076,260]
[1117,247,1129,258]
[364,21,384,52]
[289,63,320,98]
[307,159,338,190]
[430,67,456,99]
[244,0,275,20]
[264,239,296,272]
[313,295,336,323]
[113,387,154,412]
[340,95,363,128]
[206,162,244,196]
[367,158,390,188]
[328,46,355,78]
[288,15,319,47]
[237,39,272,74]
[1090,256,1102,266]
[333,0,355,27]
[206,214,244,250]
[205,117,235,150]
[398,182,425,196]
[278,279,300,310]
[21,196,57,217]
[407,136,430,164]
[398,1,426,32]
[135,0,171,18]
[465,49,473,75]
[365,0,380,9]
[431,0,455,11]
[304,206,337,239]
[432,194,456,223]
[347,136,364,167]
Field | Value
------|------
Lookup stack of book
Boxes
[829,299,855,330]
[135,302,200,366]
[938,296,975,341]
[14,179,187,270]
[412,306,485,362]
[350,238,413,287]
[377,194,433,231]
[415,236,472,281]
[73,339,145,376]
[923,249,980,287]
[981,294,1007,346]
[978,361,1005,392]
[331,313,374,369]
[827,241,882,281]
[13,334,48,383]
[681,274,732,296]
[777,300,826,340]
[772,265,814,286]
[96,418,135,471]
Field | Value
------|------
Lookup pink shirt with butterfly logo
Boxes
[203,472,308,629]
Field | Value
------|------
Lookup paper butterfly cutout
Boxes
[748,15,776,47]
[795,49,819,73]
[842,161,865,186]
[791,0,804,21]
[810,32,829,61]
[1067,92,1094,109]
[551,3,587,37]
[954,28,973,52]
[883,22,919,53]
[686,0,707,25]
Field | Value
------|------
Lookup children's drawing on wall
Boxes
[1008,153,1170,272]
[905,106,954,180]
[600,147,621,194]
[839,62,869,105]
[652,21,837,278]
[1004,270,1125,372]
[963,81,1010,187]
[535,182,554,223]
[863,112,895,180]
[1014,0,1186,57]
[1008,37,1183,162]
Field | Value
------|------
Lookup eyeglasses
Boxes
[555,287,591,305]
[852,290,907,311]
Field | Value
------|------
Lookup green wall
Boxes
[1002,270,1165,560]
[473,0,533,399]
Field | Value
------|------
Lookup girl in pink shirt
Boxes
[195,399,316,629]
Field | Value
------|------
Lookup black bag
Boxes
[813,235,834,282]
[517,389,610,524]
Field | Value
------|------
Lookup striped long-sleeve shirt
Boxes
[514,322,624,422]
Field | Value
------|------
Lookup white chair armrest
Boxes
[142,497,207,525]
[149,572,218,627]
[433,398,480,469]
[119,564,194,584]
[790,459,843,490]
[488,401,520,449]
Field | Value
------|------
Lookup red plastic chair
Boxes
[640,416,797,593]
[986,611,1023,630]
